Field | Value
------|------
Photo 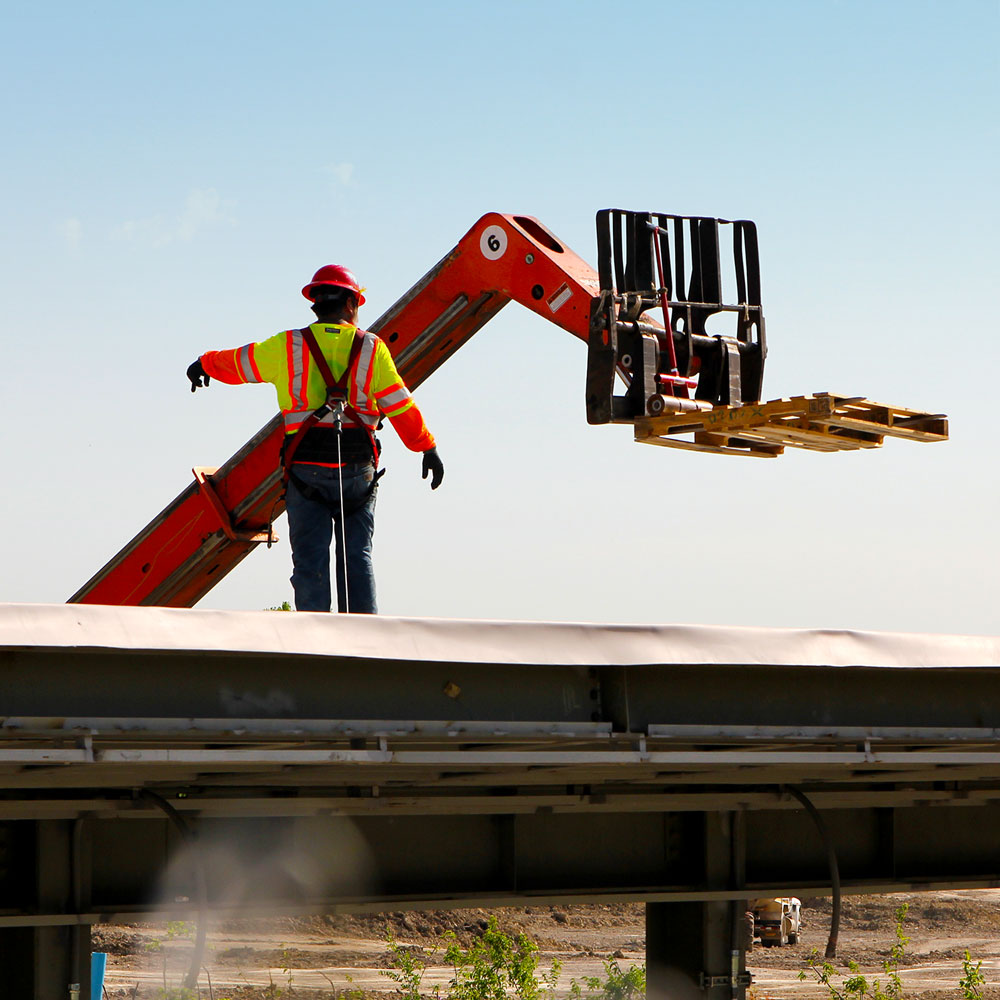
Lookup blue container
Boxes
[91,952,107,999]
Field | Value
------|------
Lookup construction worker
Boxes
[186,265,443,614]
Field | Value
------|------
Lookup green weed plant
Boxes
[799,903,988,1000]
[960,949,987,1000]
[381,916,643,999]
[569,954,646,998]
[800,903,910,1000]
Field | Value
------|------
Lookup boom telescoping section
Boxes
[69,211,946,608]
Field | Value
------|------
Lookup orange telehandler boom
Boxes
[69,211,947,608]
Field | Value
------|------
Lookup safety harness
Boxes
[280,326,385,511]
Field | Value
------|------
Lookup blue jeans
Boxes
[285,463,378,613]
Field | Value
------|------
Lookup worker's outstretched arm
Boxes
[197,342,269,386]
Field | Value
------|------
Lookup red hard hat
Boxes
[302,264,366,305]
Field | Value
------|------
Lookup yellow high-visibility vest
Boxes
[201,323,434,451]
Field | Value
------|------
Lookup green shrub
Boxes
[960,949,986,1000]
[443,916,560,1000]
[570,955,646,998]
[799,903,909,1000]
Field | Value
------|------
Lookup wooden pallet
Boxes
[634,393,949,458]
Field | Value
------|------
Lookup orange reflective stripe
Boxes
[280,328,310,413]
[284,331,296,408]
[352,334,377,408]
[376,384,411,414]
[248,344,263,382]
[200,348,244,384]
[375,380,405,399]
[349,342,361,410]
[236,345,263,383]
[299,338,310,410]
[362,337,376,396]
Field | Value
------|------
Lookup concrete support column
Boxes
[646,812,749,1000]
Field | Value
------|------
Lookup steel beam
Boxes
[0,802,997,927]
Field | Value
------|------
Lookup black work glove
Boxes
[187,359,210,392]
[421,447,444,490]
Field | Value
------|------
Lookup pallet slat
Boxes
[635,393,948,457]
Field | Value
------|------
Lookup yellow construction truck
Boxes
[752,897,801,946]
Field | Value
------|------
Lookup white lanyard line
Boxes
[334,402,350,615]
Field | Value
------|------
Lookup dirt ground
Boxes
[95,890,1000,999]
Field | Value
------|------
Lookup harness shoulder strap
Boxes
[280,326,374,482]
[301,323,363,392]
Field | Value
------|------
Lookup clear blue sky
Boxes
[2,0,997,634]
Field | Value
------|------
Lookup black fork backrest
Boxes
[595,209,762,316]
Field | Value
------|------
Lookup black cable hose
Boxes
[784,786,841,958]
[138,790,209,990]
